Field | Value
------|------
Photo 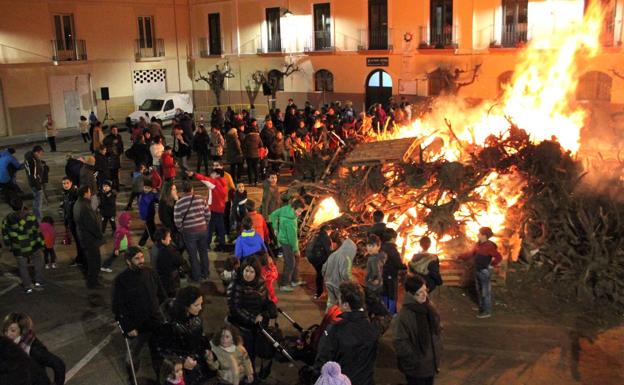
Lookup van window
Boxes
[163,99,174,111]
[139,99,164,111]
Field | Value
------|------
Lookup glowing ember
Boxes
[311,197,341,227]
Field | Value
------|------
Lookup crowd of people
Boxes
[0,98,504,385]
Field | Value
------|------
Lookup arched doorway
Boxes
[366,69,392,110]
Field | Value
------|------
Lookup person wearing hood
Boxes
[153,227,183,298]
[234,216,267,260]
[101,211,132,273]
[227,257,277,373]
[24,145,45,220]
[269,199,306,292]
[314,282,380,385]
[206,325,254,385]
[393,275,441,385]
[112,247,166,381]
[307,224,333,300]
[322,238,357,310]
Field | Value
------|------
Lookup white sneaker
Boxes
[291,281,306,287]
[280,286,294,292]
[45,264,50,269]
[51,263,57,269]
[100,267,113,273]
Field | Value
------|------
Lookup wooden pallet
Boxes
[440,259,507,287]
[343,137,422,165]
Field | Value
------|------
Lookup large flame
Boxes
[312,3,606,263]
[311,197,341,227]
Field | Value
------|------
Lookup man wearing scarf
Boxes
[393,275,442,385]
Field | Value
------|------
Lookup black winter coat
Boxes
[79,164,97,194]
[62,186,79,224]
[314,311,380,385]
[24,151,44,191]
[65,158,83,187]
[112,267,166,333]
[103,134,124,169]
[381,242,406,279]
[155,244,183,297]
[98,191,117,218]
[227,278,276,330]
[225,128,244,164]
[73,197,103,246]
[30,338,66,385]
[158,201,176,232]
[159,301,208,358]
[192,132,210,154]
[307,230,332,266]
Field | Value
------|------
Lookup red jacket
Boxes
[261,258,279,304]
[113,212,133,251]
[161,152,176,179]
[39,222,55,249]
[248,211,270,241]
[150,169,162,191]
[194,173,227,214]
[459,240,502,269]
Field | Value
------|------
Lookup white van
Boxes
[128,93,193,125]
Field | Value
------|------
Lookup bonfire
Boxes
[298,3,624,306]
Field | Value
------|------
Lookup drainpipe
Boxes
[173,0,182,92]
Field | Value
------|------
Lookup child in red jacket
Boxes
[258,250,279,304]
[458,226,502,318]
[39,216,57,269]
[101,212,133,273]
[161,146,176,181]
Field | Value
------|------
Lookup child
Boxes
[125,164,146,210]
[153,227,183,298]
[138,178,159,246]
[207,325,254,385]
[244,200,269,242]
[322,238,357,310]
[314,362,352,385]
[369,210,386,240]
[159,357,185,385]
[161,145,176,181]
[231,183,248,233]
[220,256,240,292]
[257,250,278,304]
[381,228,407,315]
[364,234,386,299]
[409,236,443,293]
[98,180,117,234]
[39,216,57,269]
[458,227,502,318]
[234,216,266,260]
[101,212,132,273]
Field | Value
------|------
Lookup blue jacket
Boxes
[138,192,159,221]
[234,230,266,260]
[0,152,23,183]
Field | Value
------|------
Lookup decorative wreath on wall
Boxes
[403,32,414,42]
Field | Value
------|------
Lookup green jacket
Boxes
[2,210,44,257]
[269,205,299,252]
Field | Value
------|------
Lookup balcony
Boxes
[254,36,284,54]
[418,25,458,49]
[134,38,165,60]
[304,31,334,52]
[357,28,394,51]
[501,23,528,48]
[51,39,87,61]
[197,37,224,57]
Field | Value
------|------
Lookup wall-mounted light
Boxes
[283,8,294,17]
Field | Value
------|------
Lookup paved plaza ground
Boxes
[0,135,622,385]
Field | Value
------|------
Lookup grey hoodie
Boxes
[322,239,357,289]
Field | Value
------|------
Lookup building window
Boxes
[208,13,222,55]
[584,0,616,46]
[268,69,284,91]
[53,14,75,51]
[576,71,612,102]
[497,71,514,97]
[138,16,155,49]
[313,3,332,50]
[266,7,282,52]
[502,0,528,47]
[430,0,453,48]
[368,0,388,50]
[315,70,334,92]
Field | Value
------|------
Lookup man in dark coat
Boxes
[242,128,263,186]
[381,228,407,314]
[103,125,124,190]
[306,224,333,299]
[73,185,103,288]
[61,177,85,267]
[24,145,45,220]
[79,156,98,209]
[112,246,166,379]
[314,282,380,385]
